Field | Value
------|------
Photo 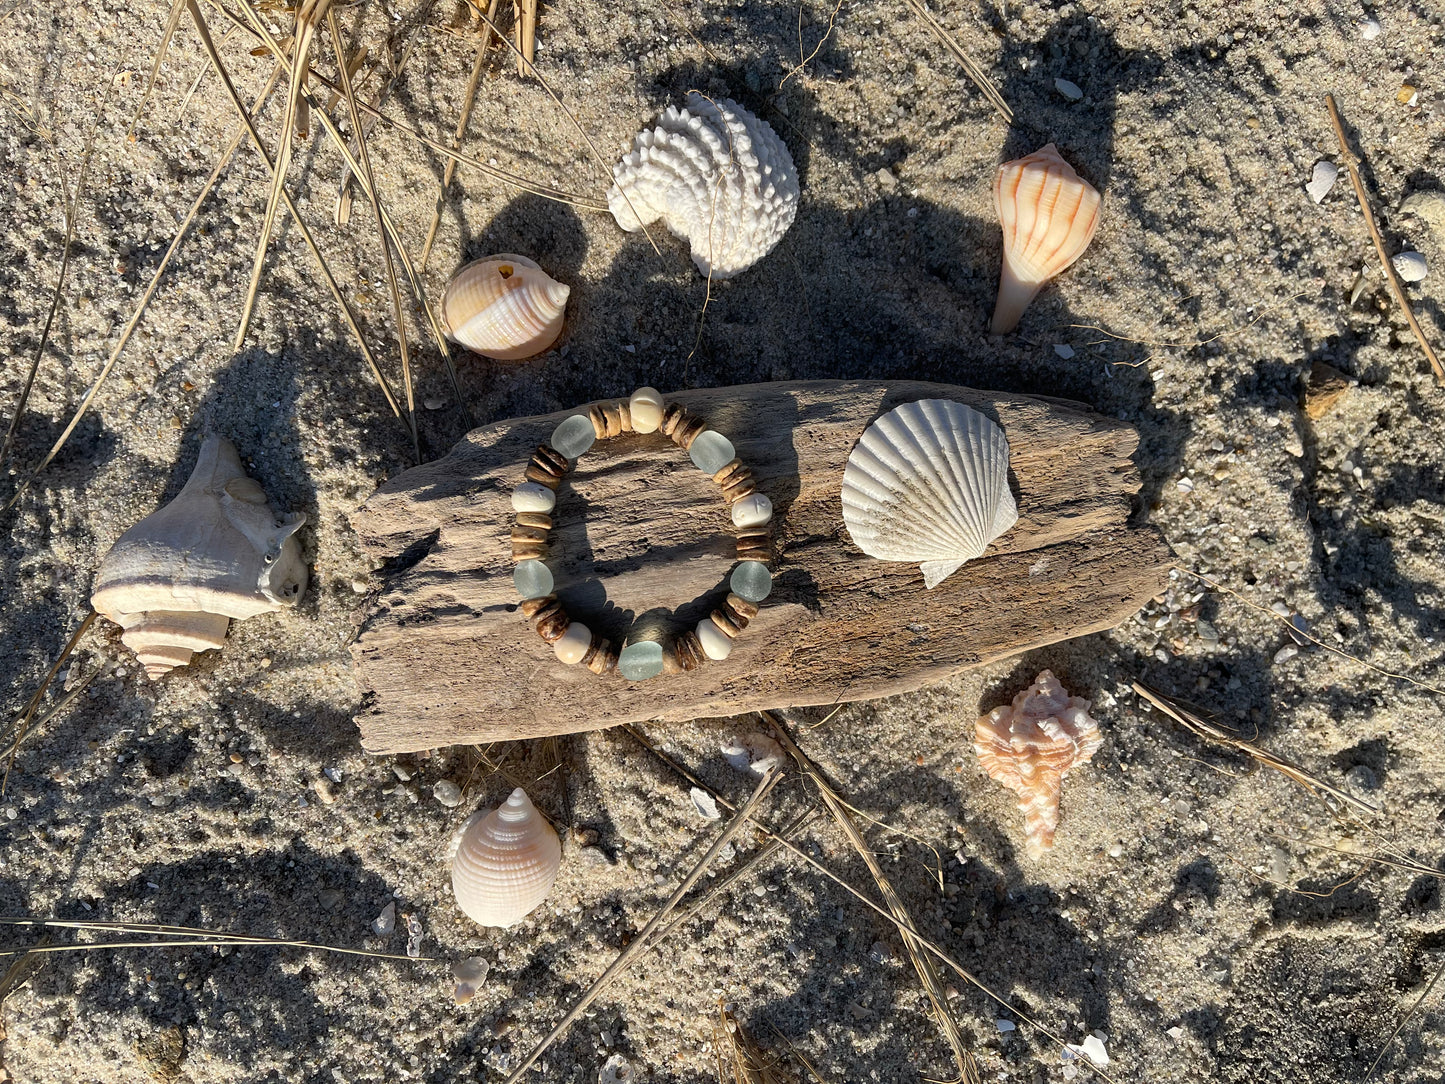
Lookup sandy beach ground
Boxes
[1,0,1444,1080]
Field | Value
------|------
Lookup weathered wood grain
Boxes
[349,380,1171,753]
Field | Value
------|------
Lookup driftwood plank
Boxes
[350,380,1171,753]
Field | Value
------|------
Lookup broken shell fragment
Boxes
[1393,250,1429,282]
[608,93,798,279]
[841,399,1018,589]
[991,144,1101,334]
[90,436,307,678]
[440,254,570,361]
[450,788,562,928]
[451,956,490,1005]
[974,670,1102,856]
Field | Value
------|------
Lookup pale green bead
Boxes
[513,560,554,599]
[689,430,736,475]
[617,641,664,681]
[730,561,772,602]
[551,414,596,459]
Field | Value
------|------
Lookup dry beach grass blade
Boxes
[899,0,1012,125]
[1366,960,1445,1082]
[762,710,977,1084]
[713,1000,800,1084]
[622,723,1115,1081]
[1131,682,1380,816]
[501,767,784,1082]
[0,917,424,962]
[1324,93,1444,385]
[3,611,96,791]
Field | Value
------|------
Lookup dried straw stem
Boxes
[3,612,96,791]
[1324,93,1443,384]
[899,0,1012,125]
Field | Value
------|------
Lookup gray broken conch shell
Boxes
[90,436,308,678]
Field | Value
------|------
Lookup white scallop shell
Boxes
[840,400,1018,589]
[450,787,561,928]
[441,254,570,361]
[607,93,798,279]
[91,436,307,677]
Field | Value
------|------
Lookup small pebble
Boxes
[351,578,370,594]
[1274,644,1299,664]
[1398,85,1418,107]
[324,766,342,783]
[1053,343,1075,359]
[392,762,414,782]
[433,780,463,808]
[1167,1025,1184,1040]
[1393,251,1428,282]
[373,902,397,936]
[1359,16,1381,39]
[689,787,721,821]
[996,1019,1016,1033]
[1305,161,1337,204]
[1176,477,1195,493]
[312,776,336,804]
[1054,77,1083,101]
[423,396,445,410]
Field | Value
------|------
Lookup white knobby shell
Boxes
[91,436,307,678]
[450,787,562,928]
[608,93,798,279]
[840,400,1018,589]
[441,254,570,361]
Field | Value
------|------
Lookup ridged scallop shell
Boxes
[975,670,1102,856]
[840,400,1018,589]
[450,787,561,928]
[607,93,798,279]
[440,254,570,361]
[91,436,307,678]
[991,143,1101,334]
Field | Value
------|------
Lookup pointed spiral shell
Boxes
[991,144,1101,334]
[975,670,1102,856]
[441,254,570,361]
[90,436,307,678]
[450,787,562,928]
[607,93,798,279]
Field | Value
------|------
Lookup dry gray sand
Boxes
[2,0,1444,1081]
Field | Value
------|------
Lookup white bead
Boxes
[696,619,734,661]
[630,387,664,433]
[553,622,591,664]
[731,493,772,528]
[512,482,556,513]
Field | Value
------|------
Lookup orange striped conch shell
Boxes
[975,670,1102,855]
[440,254,570,361]
[990,144,1101,334]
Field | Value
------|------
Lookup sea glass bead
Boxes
[689,430,736,475]
[629,387,665,434]
[730,561,772,602]
[512,482,556,513]
[553,622,591,664]
[696,619,734,661]
[617,640,665,681]
[731,493,772,528]
[513,561,554,599]
[551,414,596,459]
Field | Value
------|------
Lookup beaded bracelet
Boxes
[510,386,775,682]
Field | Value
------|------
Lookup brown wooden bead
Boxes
[588,404,608,439]
[523,464,559,488]
[512,540,548,561]
[525,444,568,489]
[677,417,707,449]
[712,458,747,486]
[661,644,683,675]
[586,641,618,676]
[710,608,742,639]
[515,512,553,530]
[535,608,571,642]
[617,401,633,433]
[736,530,771,560]
[602,402,625,438]
[660,404,707,449]
[580,632,603,667]
[721,476,757,503]
[660,402,689,437]
[673,629,705,671]
[511,524,549,544]
[524,597,562,626]
[519,595,557,618]
[726,593,760,621]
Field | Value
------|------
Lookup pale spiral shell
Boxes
[450,787,561,928]
[90,436,307,678]
[991,144,1101,334]
[841,400,1018,589]
[975,670,1102,856]
[608,93,798,279]
[440,254,570,361]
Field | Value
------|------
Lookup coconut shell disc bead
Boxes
[509,388,776,681]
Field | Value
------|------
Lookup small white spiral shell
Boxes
[450,787,562,928]
[441,254,570,361]
[608,93,798,279]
